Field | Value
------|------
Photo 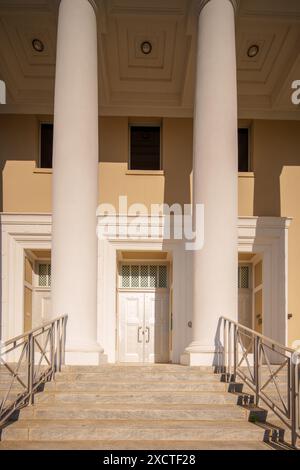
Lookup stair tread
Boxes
[5,418,263,430]
[0,440,272,450]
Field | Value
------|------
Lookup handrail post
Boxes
[233,324,238,380]
[27,333,34,405]
[50,323,55,378]
[61,316,66,366]
[254,335,261,407]
[291,361,296,448]
[56,318,61,372]
[228,321,232,381]
[223,319,227,374]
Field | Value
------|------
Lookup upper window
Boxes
[129,125,161,171]
[40,123,53,169]
[238,128,250,172]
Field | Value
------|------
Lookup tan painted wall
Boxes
[1,115,300,345]
[250,120,300,347]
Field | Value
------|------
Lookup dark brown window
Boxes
[130,126,161,171]
[40,123,53,168]
[238,128,250,172]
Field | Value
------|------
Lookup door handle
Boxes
[145,327,150,343]
[137,327,143,343]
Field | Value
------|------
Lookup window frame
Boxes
[39,121,53,169]
[128,122,163,172]
[238,125,252,173]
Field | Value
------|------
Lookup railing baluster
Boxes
[291,360,297,448]
[233,324,238,380]
[28,333,34,405]
[228,321,232,381]
[223,319,228,374]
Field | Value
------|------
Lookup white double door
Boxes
[119,291,169,363]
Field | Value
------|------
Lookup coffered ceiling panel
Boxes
[0,0,299,119]
[101,13,191,106]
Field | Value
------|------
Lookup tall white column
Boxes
[52,0,103,364]
[181,0,238,366]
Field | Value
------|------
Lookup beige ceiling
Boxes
[0,0,299,119]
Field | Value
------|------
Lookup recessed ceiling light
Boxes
[141,41,152,55]
[247,45,259,58]
[32,38,45,53]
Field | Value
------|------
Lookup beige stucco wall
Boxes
[1,115,300,345]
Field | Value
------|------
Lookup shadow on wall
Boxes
[253,120,300,217]
[0,114,40,212]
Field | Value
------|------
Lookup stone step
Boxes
[0,439,272,450]
[34,390,239,405]
[55,372,221,382]
[1,419,265,442]
[44,381,228,392]
[61,365,215,373]
[18,403,248,421]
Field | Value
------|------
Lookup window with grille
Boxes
[120,264,168,289]
[38,263,51,287]
[238,265,250,289]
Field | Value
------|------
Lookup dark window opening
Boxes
[130,126,161,171]
[40,123,53,168]
[238,128,250,172]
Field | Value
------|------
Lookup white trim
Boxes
[0,214,51,341]
[0,213,291,362]
[238,216,292,345]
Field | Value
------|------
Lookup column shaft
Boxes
[52,0,102,364]
[182,0,238,366]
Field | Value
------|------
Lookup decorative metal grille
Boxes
[158,265,168,288]
[120,264,168,289]
[121,265,130,288]
[131,265,139,288]
[149,265,157,288]
[140,265,149,288]
[238,266,250,289]
[38,264,51,288]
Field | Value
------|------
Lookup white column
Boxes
[52,0,103,364]
[181,0,238,366]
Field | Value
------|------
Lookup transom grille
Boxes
[120,264,168,289]
[238,265,250,289]
[38,263,51,288]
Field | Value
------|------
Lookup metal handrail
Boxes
[220,316,300,448]
[0,315,67,426]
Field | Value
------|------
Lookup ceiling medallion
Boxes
[141,41,152,55]
[247,44,259,58]
[32,38,45,53]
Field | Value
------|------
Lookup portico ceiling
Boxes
[0,0,299,119]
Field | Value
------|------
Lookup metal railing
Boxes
[220,316,300,448]
[0,315,67,426]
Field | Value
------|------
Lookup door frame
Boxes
[117,289,170,363]
[116,260,171,363]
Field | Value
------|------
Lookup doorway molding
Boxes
[238,216,292,345]
[1,214,291,361]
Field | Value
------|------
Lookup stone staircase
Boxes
[0,364,289,450]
